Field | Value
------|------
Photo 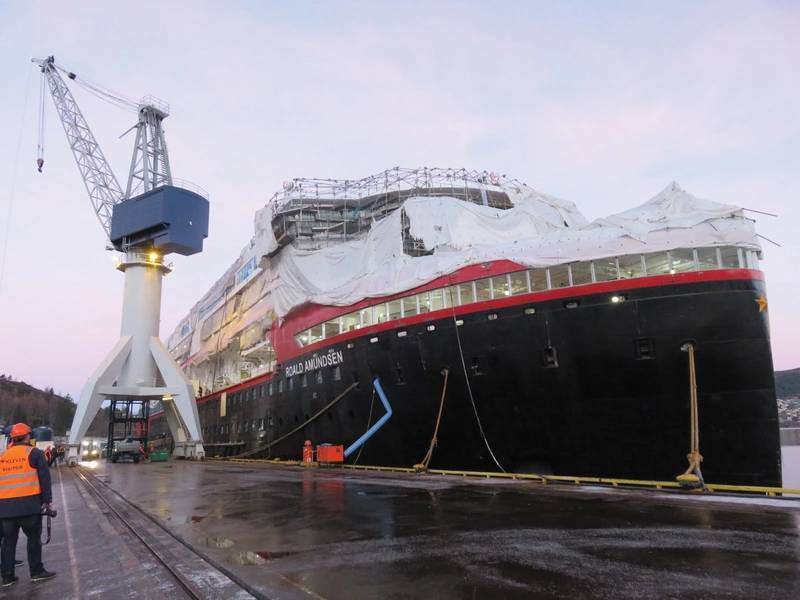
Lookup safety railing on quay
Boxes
[204,457,800,499]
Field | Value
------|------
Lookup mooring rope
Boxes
[414,368,449,472]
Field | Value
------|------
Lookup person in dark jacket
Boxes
[0,423,56,587]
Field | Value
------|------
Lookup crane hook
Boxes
[37,158,44,173]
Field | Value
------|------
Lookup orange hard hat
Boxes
[10,423,32,439]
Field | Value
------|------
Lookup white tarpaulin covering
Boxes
[166,179,761,363]
[270,182,759,318]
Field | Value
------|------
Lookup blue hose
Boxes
[344,377,393,458]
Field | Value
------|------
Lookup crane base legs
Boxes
[66,335,205,464]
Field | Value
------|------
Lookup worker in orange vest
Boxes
[0,423,56,587]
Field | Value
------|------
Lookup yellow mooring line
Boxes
[207,457,800,498]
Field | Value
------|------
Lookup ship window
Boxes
[548,265,570,288]
[332,365,342,381]
[376,303,389,323]
[490,275,509,298]
[458,282,475,305]
[288,377,295,391]
[324,319,341,338]
[301,373,308,388]
[268,382,274,395]
[529,269,547,290]
[476,278,492,301]
[670,249,695,273]
[296,330,310,347]
[618,255,645,279]
[342,313,359,332]
[309,325,323,345]
[696,247,718,270]
[235,256,257,287]
[593,259,618,281]
[316,370,324,384]
[644,252,670,275]
[359,306,374,327]
[430,289,445,311]
[444,286,458,307]
[509,271,529,295]
[746,250,759,269]
[278,379,284,393]
[402,295,418,317]
[570,262,593,286]
[417,292,431,313]
[720,246,741,268]
[388,300,402,320]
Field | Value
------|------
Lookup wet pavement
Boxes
[1,463,192,600]
[78,460,800,599]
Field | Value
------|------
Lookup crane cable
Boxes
[35,59,137,173]
[37,70,46,170]
[52,62,138,111]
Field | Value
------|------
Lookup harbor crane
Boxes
[33,55,208,464]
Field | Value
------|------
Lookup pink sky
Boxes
[0,1,798,398]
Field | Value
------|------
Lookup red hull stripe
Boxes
[151,268,763,423]
[276,269,763,361]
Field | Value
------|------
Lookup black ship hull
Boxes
[152,272,781,486]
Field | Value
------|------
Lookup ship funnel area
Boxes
[67,185,210,464]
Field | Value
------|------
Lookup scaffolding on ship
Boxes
[269,167,525,251]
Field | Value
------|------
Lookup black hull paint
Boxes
[152,276,782,486]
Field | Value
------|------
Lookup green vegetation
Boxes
[0,375,107,436]
[776,368,800,398]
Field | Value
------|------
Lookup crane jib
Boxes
[33,55,179,241]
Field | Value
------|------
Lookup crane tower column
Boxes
[33,55,209,464]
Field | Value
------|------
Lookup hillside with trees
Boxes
[776,368,800,398]
[0,375,107,436]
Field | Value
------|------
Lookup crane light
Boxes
[149,251,159,262]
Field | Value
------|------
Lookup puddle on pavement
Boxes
[229,550,295,565]
[256,550,295,561]
[356,490,408,498]
[231,551,267,565]
[200,536,235,548]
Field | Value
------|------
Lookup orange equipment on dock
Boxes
[303,440,314,464]
[316,444,344,464]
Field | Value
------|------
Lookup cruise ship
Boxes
[150,167,781,486]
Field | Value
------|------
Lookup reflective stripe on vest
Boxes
[0,445,41,499]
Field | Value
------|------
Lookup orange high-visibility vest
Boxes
[0,445,41,500]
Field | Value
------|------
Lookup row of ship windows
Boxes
[199,365,345,406]
[206,365,342,410]
[295,246,758,347]
[202,407,344,438]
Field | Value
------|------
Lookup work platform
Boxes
[6,460,800,599]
